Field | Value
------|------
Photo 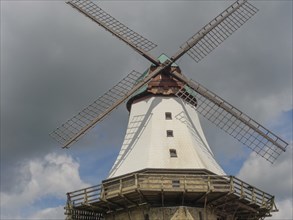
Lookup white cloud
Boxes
[237,145,293,219]
[250,87,293,123]
[237,145,292,199]
[0,153,89,219]
[30,206,64,219]
[269,199,293,220]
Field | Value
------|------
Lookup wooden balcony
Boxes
[65,169,277,220]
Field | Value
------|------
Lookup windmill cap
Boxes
[126,54,183,111]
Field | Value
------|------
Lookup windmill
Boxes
[51,0,289,219]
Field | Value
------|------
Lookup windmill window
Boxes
[169,149,177,157]
[167,130,173,137]
[172,180,180,188]
[165,112,172,120]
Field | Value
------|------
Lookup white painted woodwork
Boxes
[108,96,225,178]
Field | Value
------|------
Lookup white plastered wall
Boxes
[108,96,225,178]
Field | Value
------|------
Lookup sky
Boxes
[1,0,292,219]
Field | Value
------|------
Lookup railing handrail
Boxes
[67,172,274,208]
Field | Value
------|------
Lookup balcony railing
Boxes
[66,171,276,212]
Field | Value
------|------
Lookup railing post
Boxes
[240,181,244,198]
[135,173,138,188]
[65,194,73,220]
[230,176,234,192]
[101,183,105,200]
[119,178,122,194]
[270,196,278,212]
[66,192,71,205]
[83,189,88,204]
[252,188,256,203]
[207,175,211,191]
[261,192,267,208]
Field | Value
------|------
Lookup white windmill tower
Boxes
[51,0,289,219]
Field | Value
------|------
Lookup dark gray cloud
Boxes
[1,0,292,197]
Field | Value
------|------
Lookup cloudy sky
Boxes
[1,0,292,219]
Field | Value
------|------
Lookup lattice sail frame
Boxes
[175,81,287,163]
[50,70,143,147]
[179,0,258,63]
[67,0,158,64]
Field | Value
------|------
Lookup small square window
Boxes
[167,130,173,137]
[169,149,177,157]
[172,180,180,188]
[165,112,172,120]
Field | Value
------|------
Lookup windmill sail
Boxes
[171,0,258,63]
[50,70,143,147]
[51,63,172,148]
[172,71,288,163]
[67,0,159,65]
